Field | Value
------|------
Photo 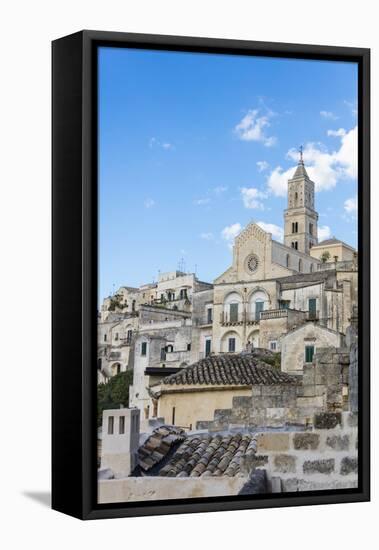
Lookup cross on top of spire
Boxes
[299,145,304,164]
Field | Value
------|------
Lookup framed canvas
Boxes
[52,30,370,520]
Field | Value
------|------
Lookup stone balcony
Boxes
[220,311,260,327]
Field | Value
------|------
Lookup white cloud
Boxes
[257,160,269,172]
[200,232,214,241]
[266,126,357,197]
[149,137,174,150]
[194,198,211,206]
[256,221,284,242]
[318,225,332,241]
[344,196,358,218]
[144,198,155,209]
[213,185,228,194]
[234,109,276,147]
[320,110,338,120]
[327,128,346,137]
[240,187,267,210]
[344,100,358,117]
[221,223,242,249]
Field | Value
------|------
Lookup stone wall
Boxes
[252,412,358,492]
[98,475,247,503]
[199,347,350,431]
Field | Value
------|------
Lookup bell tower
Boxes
[283,147,318,255]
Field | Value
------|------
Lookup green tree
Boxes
[320,251,331,263]
[97,370,134,426]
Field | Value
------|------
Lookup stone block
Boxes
[340,456,358,475]
[302,385,317,397]
[257,433,290,452]
[303,459,335,475]
[232,396,252,408]
[338,354,350,365]
[293,432,320,450]
[195,420,210,430]
[271,477,282,493]
[238,469,267,495]
[214,409,232,422]
[230,408,249,423]
[326,435,349,451]
[297,396,324,408]
[344,412,358,428]
[262,385,283,396]
[273,454,297,474]
[251,386,263,397]
[314,412,342,430]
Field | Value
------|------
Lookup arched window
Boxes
[223,292,242,323]
[249,290,268,321]
[132,299,136,311]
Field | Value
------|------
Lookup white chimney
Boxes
[100,408,140,478]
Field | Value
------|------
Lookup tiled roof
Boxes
[159,433,257,477]
[315,237,355,249]
[292,160,310,180]
[157,353,298,387]
[138,425,185,472]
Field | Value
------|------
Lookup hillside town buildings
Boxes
[97,154,359,501]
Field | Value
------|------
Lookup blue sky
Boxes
[99,47,358,302]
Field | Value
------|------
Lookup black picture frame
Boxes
[52,30,370,520]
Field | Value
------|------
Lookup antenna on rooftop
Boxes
[178,257,186,272]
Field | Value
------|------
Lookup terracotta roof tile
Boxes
[158,433,257,478]
[157,353,298,387]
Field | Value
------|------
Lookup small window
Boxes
[305,345,315,363]
[119,416,125,434]
[187,343,191,351]
[207,307,213,323]
[286,254,290,268]
[172,407,176,425]
[308,298,317,319]
[126,329,132,344]
[228,338,236,353]
[104,334,107,342]
[132,300,136,311]
[115,332,119,341]
[97,358,102,370]
[108,416,114,435]
[309,223,313,236]
[141,342,147,356]
[298,259,302,272]
[269,341,277,351]
[205,339,212,357]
